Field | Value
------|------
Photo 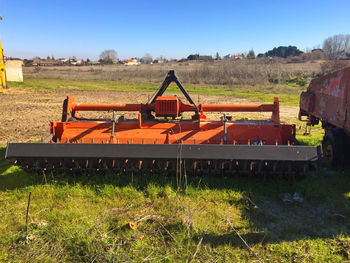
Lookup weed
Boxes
[1,143,350,261]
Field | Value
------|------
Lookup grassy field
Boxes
[1,70,350,262]
[10,76,307,106]
[1,143,350,262]
[20,59,322,106]
[23,60,322,86]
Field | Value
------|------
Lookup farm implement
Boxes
[6,70,321,176]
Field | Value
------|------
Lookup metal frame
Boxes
[6,143,321,162]
[147,70,199,114]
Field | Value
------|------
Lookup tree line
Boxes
[99,50,161,64]
[322,34,350,59]
[97,33,350,64]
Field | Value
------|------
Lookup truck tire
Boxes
[322,129,347,167]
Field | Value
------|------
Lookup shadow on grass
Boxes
[1,146,349,245]
[199,232,266,247]
[192,170,350,246]
[0,148,43,190]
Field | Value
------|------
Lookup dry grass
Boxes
[24,60,322,86]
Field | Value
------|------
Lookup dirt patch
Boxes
[0,88,298,145]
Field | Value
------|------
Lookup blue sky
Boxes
[0,0,349,60]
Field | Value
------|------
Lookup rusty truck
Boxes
[299,66,350,167]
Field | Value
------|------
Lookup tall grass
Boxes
[24,60,321,86]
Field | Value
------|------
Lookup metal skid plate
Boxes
[6,143,321,176]
[6,143,321,161]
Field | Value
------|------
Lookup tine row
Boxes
[13,157,317,177]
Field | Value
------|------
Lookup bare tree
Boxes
[323,34,350,59]
[141,53,153,64]
[99,49,118,64]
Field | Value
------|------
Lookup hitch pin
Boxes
[222,113,227,143]
[110,111,121,143]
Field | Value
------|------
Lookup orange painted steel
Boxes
[72,101,278,113]
[52,96,294,147]
[51,120,294,146]
[73,103,142,112]
[70,96,280,123]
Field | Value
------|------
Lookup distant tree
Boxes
[187,54,213,60]
[322,34,350,59]
[187,54,200,60]
[300,48,325,61]
[86,58,90,63]
[265,46,303,58]
[46,56,50,60]
[51,56,55,60]
[141,53,153,64]
[215,52,221,60]
[247,49,255,59]
[257,53,265,58]
[99,49,118,64]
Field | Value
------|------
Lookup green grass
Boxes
[296,124,324,146]
[3,76,350,261]
[9,76,306,106]
[1,142,350,262]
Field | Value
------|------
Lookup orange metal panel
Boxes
[55,96,290,147]
[155,96,180,117]
[73,103,142,112]
[200,104,275,112]
[52,120,294,146]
